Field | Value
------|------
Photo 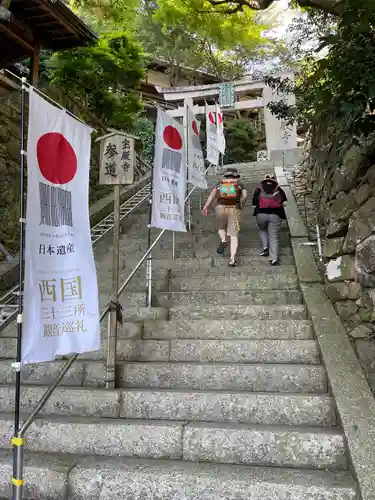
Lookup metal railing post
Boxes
[316,223,323,262]
[105,184,121,389]
[172,231,176,260]
[187,198,192,231]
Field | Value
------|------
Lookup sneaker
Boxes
[228,258,237,267]
[270,260,279,266]
[217,241,228,255]
[260,248,269,257]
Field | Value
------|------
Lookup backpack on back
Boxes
[217,178,240,205]
[258,185,283,209]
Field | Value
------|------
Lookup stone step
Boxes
[0,386,335,427]
[144,319,313,340]
[212,255,295,266]
[187,233,292,246]
[0,413,183,460]
[183,422,346,470]
[79,339,171,362]
[0,453,358,500]
[196,247,293,257]
[156,290,303,307]
[0,359,106,387]
[169,304,307,321]
[0,385,120,417]
[168,275,299,292]
[0,358,323,391]
[0,307,168,339]
[0,415,345,469]
[118,256,214,270]
[119,246,199,259]
[121,389,335,427]
[33,338,317,364]
[101,275,169,293]
[162,339,319,364]
[170,264,297,278]
[118,362,326,393]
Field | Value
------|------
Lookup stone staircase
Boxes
[0,163,359,499]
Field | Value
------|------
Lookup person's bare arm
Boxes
[240,188,248,206]
[202,187,217,215]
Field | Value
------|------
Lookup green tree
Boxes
[69,0,139,29]
[48,31,145,131]
[134,117,155,164]
[265,0,375,140]
[136,0,276,81]
[224,119,265,164]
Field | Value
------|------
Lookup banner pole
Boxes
[183,100,191,231]
[12,76,27,500]
[105,184,121,389]
[146,160,154,307]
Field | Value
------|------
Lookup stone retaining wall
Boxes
[288,138,375,392]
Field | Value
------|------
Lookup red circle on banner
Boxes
[192,121,199,136]
[163,126,182,150]
[37,133,77,184]
[208,112,215,124]
[218,113,223,124]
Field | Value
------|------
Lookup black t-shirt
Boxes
[252,183,287,219]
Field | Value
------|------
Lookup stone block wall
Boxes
[291,136,375,392]
[0,92,22,254]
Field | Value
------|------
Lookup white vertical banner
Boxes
[187,104,207,190]
[22,91,100,364]
[151,109,186,232]
[206,107,219,166]
[216,104,226,155]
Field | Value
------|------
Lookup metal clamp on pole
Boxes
[105,184,121,389]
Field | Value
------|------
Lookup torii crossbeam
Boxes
[156,72,297,157]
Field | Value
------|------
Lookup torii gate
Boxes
[156,71,297,160]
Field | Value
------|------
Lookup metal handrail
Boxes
[0,161,152,333]
[16,168,210,427]
[117,166,211,298]
[12,166,211,500]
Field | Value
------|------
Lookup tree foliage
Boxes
[206,0,341,15]
[134,117,155,164]
[136,0,280,81]
[69,0,139,28]
[48,31,144,131]
[265,0,375,141]
[224,119,265,164]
